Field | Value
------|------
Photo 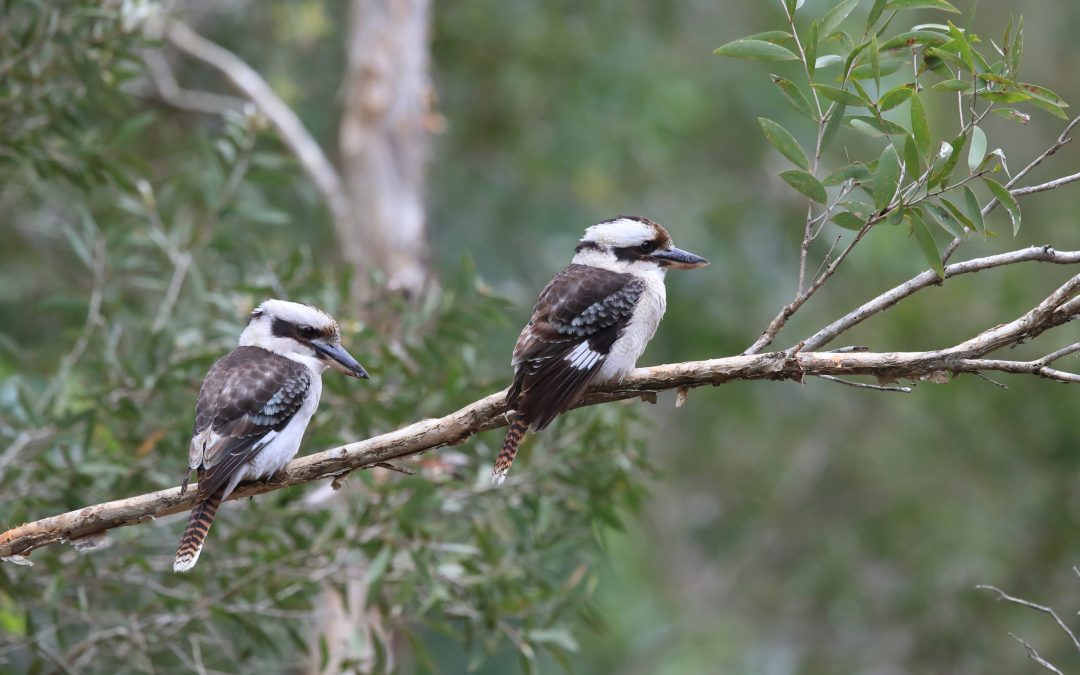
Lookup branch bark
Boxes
[4,266,1079,560]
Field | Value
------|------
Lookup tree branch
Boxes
[161,20,353,248]
[977,583,1080,671]
[745,114,1080,356]
[803,247,1080,351]
[4,267,1079,560]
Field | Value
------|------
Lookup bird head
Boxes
[239,299,369,378]
[572,216,710,274]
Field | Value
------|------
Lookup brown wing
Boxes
[507,264,644,431]
[188,346,311,499]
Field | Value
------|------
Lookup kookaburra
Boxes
[492,216,709,484]
[174,300,368,572]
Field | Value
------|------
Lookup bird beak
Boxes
[651,246,710,269]
[311,340,369,378]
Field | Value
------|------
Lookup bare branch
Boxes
[1038,342,1080,365]
[1012,171,1080,197]
[803,247,1080,351]
[1010,634,1064,675]
[977,584,1080,655]
[1001,115,1080,191]
[140,48,245,116]
[162,20,353,246]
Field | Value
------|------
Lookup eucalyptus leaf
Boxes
[982,177,1022,235]
[758,118,810,170]
[962,185,986,235]
[812,84,868,106]
[779,169,828,204]
[908,209,944,279]
[967,125,987,174]
[714,39,799,61]
[771,75,817,118]
[885,0,959,13]
[872,145,901,209]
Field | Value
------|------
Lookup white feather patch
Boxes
[565,342,603,370]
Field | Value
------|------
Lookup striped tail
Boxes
[492,416,528,485]
[173,490,223,573]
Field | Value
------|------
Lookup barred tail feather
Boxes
[492,416,529,485]
[173,490,223,573]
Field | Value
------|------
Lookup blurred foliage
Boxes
[2,0,1080,674]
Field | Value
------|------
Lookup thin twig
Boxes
[1038,342,1080,365]
[1012,171,1080,197]
[976,584,1080,653]
[817,375,911,393]
[802,247,1080,351]
[1009,634,1064,675]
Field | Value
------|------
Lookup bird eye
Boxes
[298,326,319,340]
[639,241,657,253]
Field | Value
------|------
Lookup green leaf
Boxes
[962,185,986,234]
[1010,15,1024,76]
[867,0,888,30]
[758,118,810,170]
[823,162,871,186]
[779,169,828,203]
[848,115,908,136]
[872,145,901,209]
[747,31,797,47]
[880,31,950,50]
[527,628,580,653]
[982,177,1022,235]
[878,84,914,111]
[714,39,799,61]
[932,79,974,93]
[939,197,976,233]
[967,125,986,174]
[815,54,844,70]
[821,104,847,152]
[904,133,922,178]
[806,21,819,79]
[1027,98,1070,121]
[911,90,928,163]
[885,0,959,12]
[818,0,862,37]
[812,84,868,106]
[980,90,1032,104]
[361,546,393,588]
[849,119,884,137]
[929,132,966,188]
[908,209,944,279]
[947,22,975,73]
[850,57,905,81]
[832,211,866,230]
[870,35,882,90]
[923,202,961,237]
[771,75,817,118]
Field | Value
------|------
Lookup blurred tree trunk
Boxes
[337,0,433,299]
[308,2,433,673]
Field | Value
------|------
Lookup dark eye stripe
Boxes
[271,318,334,341]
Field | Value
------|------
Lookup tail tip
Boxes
[173,550,200,573]
[490,467,508,486]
